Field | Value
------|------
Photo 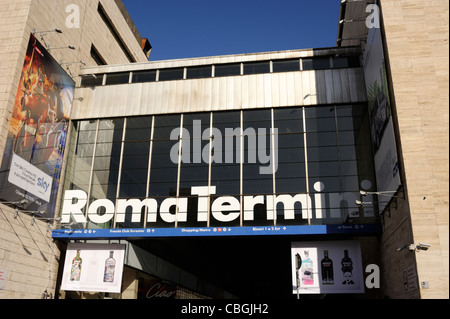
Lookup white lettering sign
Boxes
[61,183,365,225]
[8,153,53,202]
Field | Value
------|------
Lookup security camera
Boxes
[19,199,29,206]
[418,243,432,250]
[409,243,432,252]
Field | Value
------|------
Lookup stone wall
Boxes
[380,0,449,299]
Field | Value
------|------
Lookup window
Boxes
[302,57,331,70]
[273,59,300,73]
[80,74,104,87]
[158,68,184,81]
[98,3,135,63]
[132,70,157,83]
[90,45,106,66]
[186,66,212,80]
[243,61,270,75]
[333,56,361,68]
[105,73,130,85]
[214,63,241,77]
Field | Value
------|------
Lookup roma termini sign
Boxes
[53,183,382,239]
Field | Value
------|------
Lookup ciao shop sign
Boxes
[139,278,177,299]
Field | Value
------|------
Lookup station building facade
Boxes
[52,46,384,299]
[0,0,448,300]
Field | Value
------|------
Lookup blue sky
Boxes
[122,0,342,61]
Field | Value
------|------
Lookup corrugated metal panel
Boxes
[71,68,367,119]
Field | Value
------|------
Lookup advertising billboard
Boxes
[61,243,126,294]
[363,27,401,212]
[291,241,365,294]
[0,34,74,217]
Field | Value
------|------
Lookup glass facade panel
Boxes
[274,108,308,228]
[61,121,97,228]
[180,113,210,227]
[210,112,240,196]
[242,109,273,232]
[274,108,304,133]
[119,117,152,203]
[90,119,123,229]
[61,104,378,231]
[149,115,181,203]
[125,117,153,141]
[275,133,306,194]
[119,142,150,197]
[305,107,341,224]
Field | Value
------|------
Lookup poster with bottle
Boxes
[61,243,126,293]
[291,241,364,294]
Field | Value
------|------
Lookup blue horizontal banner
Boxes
[52,224,381,240]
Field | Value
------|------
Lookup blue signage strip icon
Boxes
[52,224,381,240]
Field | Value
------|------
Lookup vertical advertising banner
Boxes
[61,243,126,294]
[291,241,365,294]
[0,34,74,217]
[363,27,401,212]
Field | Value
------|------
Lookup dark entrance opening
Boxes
[129,235,362,299]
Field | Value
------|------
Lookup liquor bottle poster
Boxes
[0,33,74,217]
[61,243,126,294]
[291,241,365,294]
